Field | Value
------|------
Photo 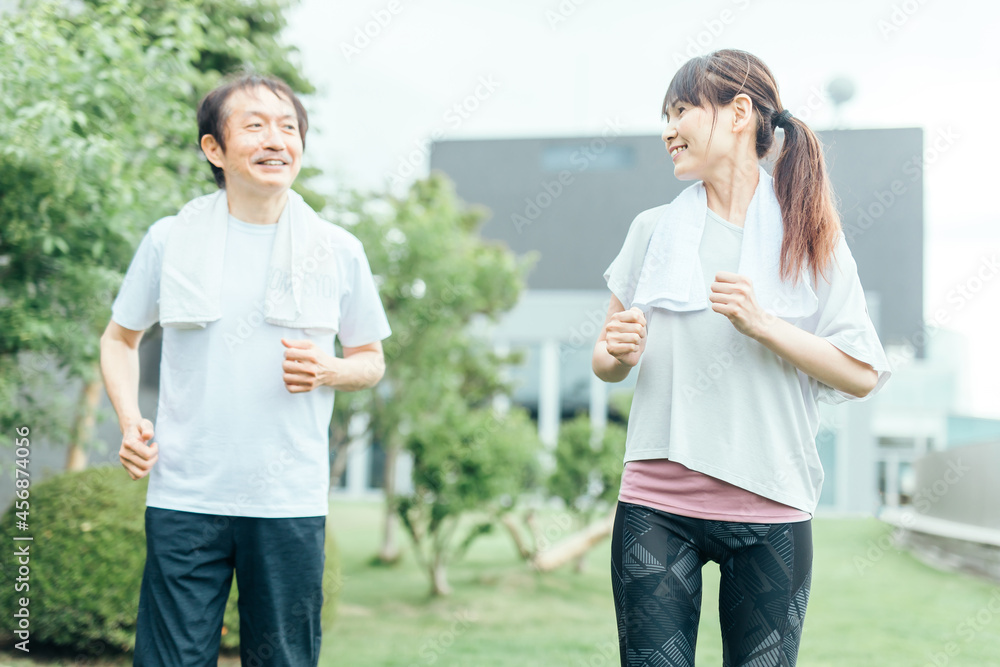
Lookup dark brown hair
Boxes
[663,49,840,283]
[197,73,309,188]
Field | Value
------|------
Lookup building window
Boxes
[540,145,636,173]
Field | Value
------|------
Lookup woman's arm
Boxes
[592,294,648,383]
[710,272,878,398]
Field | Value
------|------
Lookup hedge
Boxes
[0,466,339,656]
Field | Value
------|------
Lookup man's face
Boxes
[203,85,303,195]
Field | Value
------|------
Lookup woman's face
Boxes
[661,101,735,182]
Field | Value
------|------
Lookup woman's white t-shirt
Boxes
[605,207,891,514]
[112,214,391,518]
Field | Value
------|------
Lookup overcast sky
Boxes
[285,0,1000,417]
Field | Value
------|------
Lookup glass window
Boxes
[540,144,636,173]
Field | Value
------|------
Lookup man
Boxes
[100,73,391,666]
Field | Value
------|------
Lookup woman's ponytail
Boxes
[770,111,841,284]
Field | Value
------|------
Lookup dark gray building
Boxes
[431,128,924,354]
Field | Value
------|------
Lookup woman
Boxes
[594,49,891,667]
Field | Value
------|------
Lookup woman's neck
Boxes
[702,157,760,227]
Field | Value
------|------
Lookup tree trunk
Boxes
[430,558,451,596]
[328,439,352,487]
[377,441,400,564]
[501,514,533,560]
[66,378,102,471]
[531,507,617,573]
[329,410,368,487]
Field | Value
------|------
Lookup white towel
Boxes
[632,165,819,318]
[159,189,340,333]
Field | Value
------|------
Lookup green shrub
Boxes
[547,413,626,515]
[0,466,339,655]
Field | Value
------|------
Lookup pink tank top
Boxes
[619,459,811,523]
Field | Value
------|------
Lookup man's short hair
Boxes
[197,73,309,188]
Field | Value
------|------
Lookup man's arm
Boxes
[281,338,386,393]
[100,320,159,479]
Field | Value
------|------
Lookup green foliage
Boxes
[404,402,541,523]
[0,0,315,452]
[608,389,634,421]
[332,173,536,465]
[547,414,626,518]
[336,174,533,421]
[0,467,147,652]
[334,174,540,593]
[398,403,541,594]
[0,0,207,439]
[87,0,315,98]
[0,466,340,654]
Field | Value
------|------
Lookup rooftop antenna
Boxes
[826,76,856,129]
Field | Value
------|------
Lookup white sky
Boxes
[286,0,1000,417]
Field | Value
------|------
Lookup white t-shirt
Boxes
[112,213,391,518]
[605,207,891,514]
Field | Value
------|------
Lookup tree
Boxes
[333,173,537,566]
[0,0,207,466]
[502,413,626,573]
[399,399,540,596]
[548,414,626,517]
[545,413,626,571]
[0,0,318,469]
[92,0,315,98]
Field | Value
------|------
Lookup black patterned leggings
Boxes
[611,502,813,667]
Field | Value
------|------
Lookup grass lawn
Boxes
[320,501,1000,667]
[4,501,998,666]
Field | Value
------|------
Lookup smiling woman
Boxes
[596,49,892,667]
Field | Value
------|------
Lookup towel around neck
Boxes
[159,189,340,333]
[631,166,819,319]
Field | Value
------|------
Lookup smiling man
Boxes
[99,74,391,666]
